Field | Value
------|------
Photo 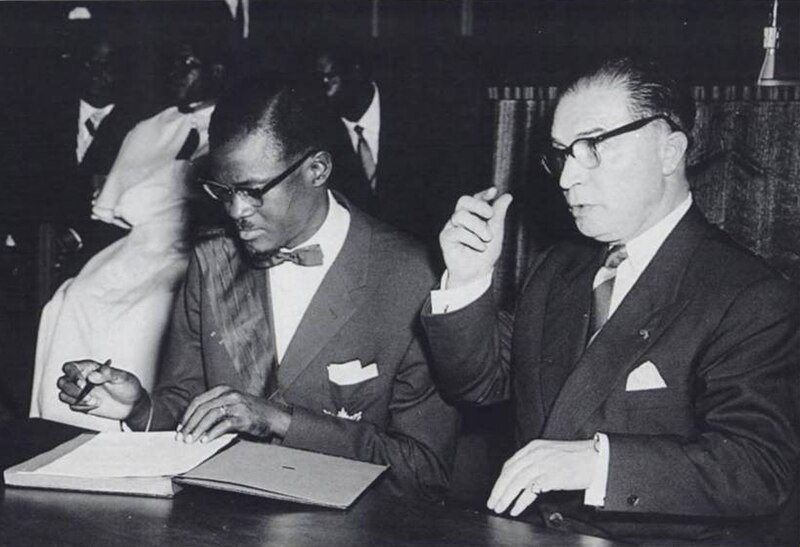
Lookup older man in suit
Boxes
[55,74,458,503]
[422,56,799,543]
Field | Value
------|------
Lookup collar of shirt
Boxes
[342,82,381,160]
[79,99,115,130]
[77,100,115,162]
[274,190,350,267]
[603,193,693,318]
[621,193,694,276]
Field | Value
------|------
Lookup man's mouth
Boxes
[238,227,264,241]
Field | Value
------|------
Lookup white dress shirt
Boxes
[341,83,381,163]
[431,193,694,506]
[76,99,115,163]
[269,192,351,362]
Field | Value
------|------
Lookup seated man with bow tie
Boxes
[56,74,459,503]
[422,56,799,543]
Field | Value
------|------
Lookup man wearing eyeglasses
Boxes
[423,56,799,542]
[56,74,458,503]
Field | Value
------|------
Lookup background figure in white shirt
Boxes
[312,41,472,253]
[422,55,799,544]
[30,39,228,430]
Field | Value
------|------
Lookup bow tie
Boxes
[258,244,324,268]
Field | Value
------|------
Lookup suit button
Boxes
[627,495,640,507]
[547,512,564,527]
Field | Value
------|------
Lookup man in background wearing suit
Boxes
[422,56,799,543]
[313,43,463,251]
[41,30,141,278]
[56,74,458,503]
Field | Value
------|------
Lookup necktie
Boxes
[589,244,628,340]
[176,128,200,160]
[84,118,97,137]
[259,244,324,269]
[354,125,377,192]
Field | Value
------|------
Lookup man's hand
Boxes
[177,385,292,443]
[57,359,145,420]
[487,439,598,517]
[440,187,513,289]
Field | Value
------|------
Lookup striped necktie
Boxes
[589,244,628,340]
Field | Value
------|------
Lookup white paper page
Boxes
[26,432,235,478]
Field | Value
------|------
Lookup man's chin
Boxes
[241,241,279,267]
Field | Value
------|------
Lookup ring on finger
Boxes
[219,404,228,417]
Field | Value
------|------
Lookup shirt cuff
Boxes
[584,432,610,507]
[430,270,493,314]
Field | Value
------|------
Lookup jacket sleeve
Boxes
[602,276,800,516]
[281,334,460,503]
[421,287,514,405]
[127,253,205,430]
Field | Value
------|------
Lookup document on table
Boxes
[29,432,235,478]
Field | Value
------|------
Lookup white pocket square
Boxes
[327,360,379,386]
[625,361,667,391]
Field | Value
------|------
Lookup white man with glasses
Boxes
[422,56,799,544]
[55,74,459,503]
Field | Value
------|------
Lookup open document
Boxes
[5,432,235,497]
[5,432,387,507]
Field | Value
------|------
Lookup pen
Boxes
[74,359,111,405]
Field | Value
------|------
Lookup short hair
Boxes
[563,56,696,135]
[209,73,338,160]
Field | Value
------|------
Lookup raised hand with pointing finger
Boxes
[439,187,513,289]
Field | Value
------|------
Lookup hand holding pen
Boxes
[57,358,146,421]
[74,358,112,405]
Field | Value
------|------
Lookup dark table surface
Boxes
[0,418,624,547]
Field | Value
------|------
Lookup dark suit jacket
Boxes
[44,99,140,281]
[24,96,138,223]
[423,206,800,543]
[129,201,459,503]
[327,83,464,249]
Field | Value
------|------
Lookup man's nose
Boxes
[558,156,584,191]
[226,193,255,220]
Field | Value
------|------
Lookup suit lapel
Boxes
[537,247,600,414]
[543,207,709,439]
[276,204,371,392]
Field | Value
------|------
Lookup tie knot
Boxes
[603,244,628,269]
[261,244,324,268]
[354,125,365,137]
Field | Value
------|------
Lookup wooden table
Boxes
[0,419,622,547]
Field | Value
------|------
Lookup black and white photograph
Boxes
[0,1,798,546]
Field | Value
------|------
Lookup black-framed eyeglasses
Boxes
[540,114,684,177]
[201,150,317,207]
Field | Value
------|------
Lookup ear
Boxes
[308,150,332,187]
[660,129,688,176]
